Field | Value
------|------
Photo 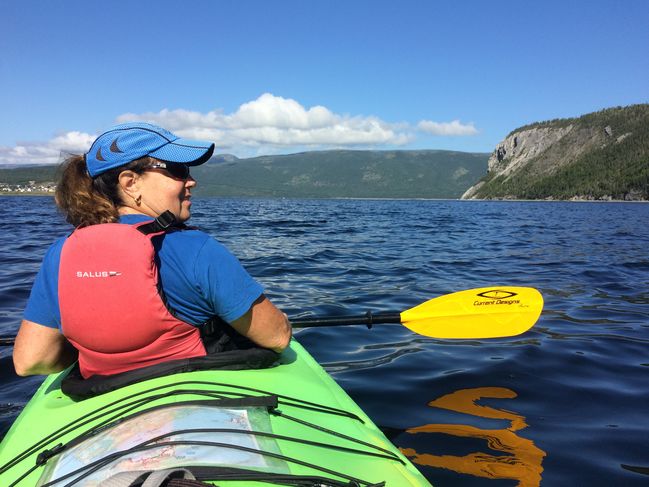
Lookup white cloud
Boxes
[0,94,479,166]
[0,131,95,165]
[117,93,413,150]
[231,93,337,129]
[417,119,478,136]
[49,131,96,152]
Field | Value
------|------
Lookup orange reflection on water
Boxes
[401,387,546,486]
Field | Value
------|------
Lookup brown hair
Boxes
[55,155,152,228]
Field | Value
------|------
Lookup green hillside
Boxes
[192,150,487,198]
[0,165,59,184]
[1,150,488,199]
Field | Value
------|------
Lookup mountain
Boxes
[205,153,239,165]
[0,150,489,199]
[0,165,60,184]
[462,104,649,201]
[191,150,488,198]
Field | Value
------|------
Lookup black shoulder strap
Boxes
[136,210,184,235]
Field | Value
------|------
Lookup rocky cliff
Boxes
[462,104,649,200]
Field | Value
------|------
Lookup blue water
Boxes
[1,196,648,486]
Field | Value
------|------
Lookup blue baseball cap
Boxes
[85,122,215,177]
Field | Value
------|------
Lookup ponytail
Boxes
[55,155,151,228]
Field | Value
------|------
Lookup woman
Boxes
[13,122,291,378]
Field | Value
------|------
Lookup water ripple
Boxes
[1,197,649,485]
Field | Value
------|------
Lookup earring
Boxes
[135,195,142,206]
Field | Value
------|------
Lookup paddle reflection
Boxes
[401,387,546,486]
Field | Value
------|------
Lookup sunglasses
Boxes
[146,161,191,180]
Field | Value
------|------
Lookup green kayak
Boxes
[0,340,431,486]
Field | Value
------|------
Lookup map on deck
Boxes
[38,404,284,486]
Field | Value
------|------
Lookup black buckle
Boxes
[36,443,64,466]
[155,210,177,229]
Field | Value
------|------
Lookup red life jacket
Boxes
[58,220,206,378]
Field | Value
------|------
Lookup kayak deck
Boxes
[0,341,431,486]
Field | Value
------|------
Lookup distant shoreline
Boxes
[1,193,646,203]
[0,192,54,196]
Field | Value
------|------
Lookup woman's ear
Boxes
[118,170,142,205]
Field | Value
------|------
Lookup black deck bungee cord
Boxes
[40,438,379,487]
[38,426,398,486]
[271,409,403,463]
[1,379,363,477]
[4,381,390,486]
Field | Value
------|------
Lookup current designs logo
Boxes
[474,289,520,306]
[477,290,518,300]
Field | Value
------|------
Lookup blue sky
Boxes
[1,0,647,165]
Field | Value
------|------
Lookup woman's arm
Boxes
[13,320,78,376]
[230,295,292,353]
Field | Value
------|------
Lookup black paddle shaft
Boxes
[0,312,403,346]
[291,311,402,329]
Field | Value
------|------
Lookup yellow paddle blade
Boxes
[400,287,543,339]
